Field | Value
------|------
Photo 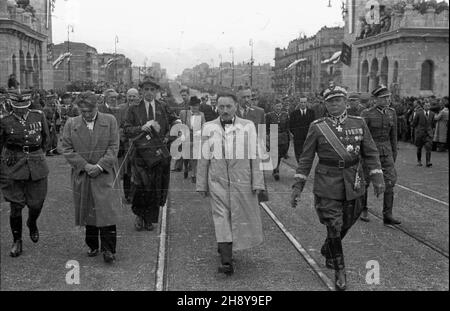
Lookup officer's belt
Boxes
[318,157,359,169]
[6,144,41,153]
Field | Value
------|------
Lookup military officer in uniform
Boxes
[0,92,50,257]
[360,85,401,225]
[290,86,384,291]
[266,99,290,180]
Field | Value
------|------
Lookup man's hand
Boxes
[198,191,208,198]
[88,165,102,178]
[84,163,96,174]
[141,120,160,133]
[373,183,385,198]
[290,178,306,208]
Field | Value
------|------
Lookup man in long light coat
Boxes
[196,92,265,276]
[62,91,121,264]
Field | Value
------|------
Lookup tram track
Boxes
[282,159,449,259]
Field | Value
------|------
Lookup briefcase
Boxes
[133,127,170,169]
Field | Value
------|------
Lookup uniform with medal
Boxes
[0,91,50,258]
[290,86,384,291]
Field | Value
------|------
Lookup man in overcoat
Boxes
[62,91,121,263]
[197,92,265,276]
[412,101,435,167]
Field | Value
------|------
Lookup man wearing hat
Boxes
[0,91,50,257]
[291,85,384,290]
[124,75,179,231]
[61,91,121,263]
[347,92,365,116]
[360,85,400,225]
[289,97,315,163]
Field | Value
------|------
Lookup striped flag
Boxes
[52,52,72,69]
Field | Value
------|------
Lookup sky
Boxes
[52,0,344,77]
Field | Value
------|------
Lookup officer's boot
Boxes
[417,148,423,166]
[426,151,432,167]
[383,191,401,225]
[10,216,23,257]
[320,238,333,269]
[328,237,346,291]
[218,242,234,275]
[360,189,370,222]
[27,208,41,243]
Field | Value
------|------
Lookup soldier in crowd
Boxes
[266,99,290,181]
[42,95,61,156]
[123,75,179,231]
[0,91,50,258]
[347,92,365,116]
[360,85,400,225]
[290,86,384,291]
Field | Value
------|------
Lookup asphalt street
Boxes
[0,141,448,291]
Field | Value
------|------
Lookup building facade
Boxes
[52,41,98,90]
[342,0,449,97]
[273,26,344,96]
[0,0,54,89]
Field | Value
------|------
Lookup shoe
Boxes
[426,163,432,167]
[103,250,115,263]
[335,268,347,291]
[27,219,39,243]
[218,263,234,276]
[134,216,144,231]
[10,240,23,257]
[46,151,54,157]
[360,210,370,222]
[171,168,182,172]
[52,149,62,155]
[273,172,280,181]
[144,222,154,231]
[383,216,401,225]
[87,249,99,257]
[417,162,423,166]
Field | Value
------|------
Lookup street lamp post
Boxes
[219,54,223,86]
[67,25,74,82]
[230,47,234,89]
[249,39,254,89]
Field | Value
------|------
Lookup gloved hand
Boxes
[370,172,385,197]
[290,179,305,208]
[373,183,385,198]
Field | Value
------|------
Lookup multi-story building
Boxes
[273,26,345,96]
[131,63,168,85]
[52,41,98,90]
[342,0,449,97]
[0,0,54,89]
[98,53,132,85]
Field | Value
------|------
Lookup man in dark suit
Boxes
[412,101,435,167]
[199,95,216,122]
[123,76,179,231]
[289,97,315,163]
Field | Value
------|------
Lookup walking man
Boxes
[360,85,400,224]
[289,97,315,163]
[412,100,435,167]
[62,91,121,263]
[291,86,384,290]
[0,91,50,257]
[197,92,265,275]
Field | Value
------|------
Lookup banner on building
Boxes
[340,42,352,66]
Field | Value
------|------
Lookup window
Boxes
[420,60,434,90]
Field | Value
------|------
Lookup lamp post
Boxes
[67,24,74,82]
[249,39,254,89]
[230,47,234,89]
[219,54,223,86]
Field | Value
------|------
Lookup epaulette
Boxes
[311,117,326,124]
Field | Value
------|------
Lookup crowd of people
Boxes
[0,76,448,291]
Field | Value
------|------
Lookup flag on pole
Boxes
[340,42,352,66]
[52,52,72,69]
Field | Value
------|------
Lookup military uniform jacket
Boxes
[360,106,397,158]
[296,115,382,201]
[0,109,50,180]
[265,111,290,145]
